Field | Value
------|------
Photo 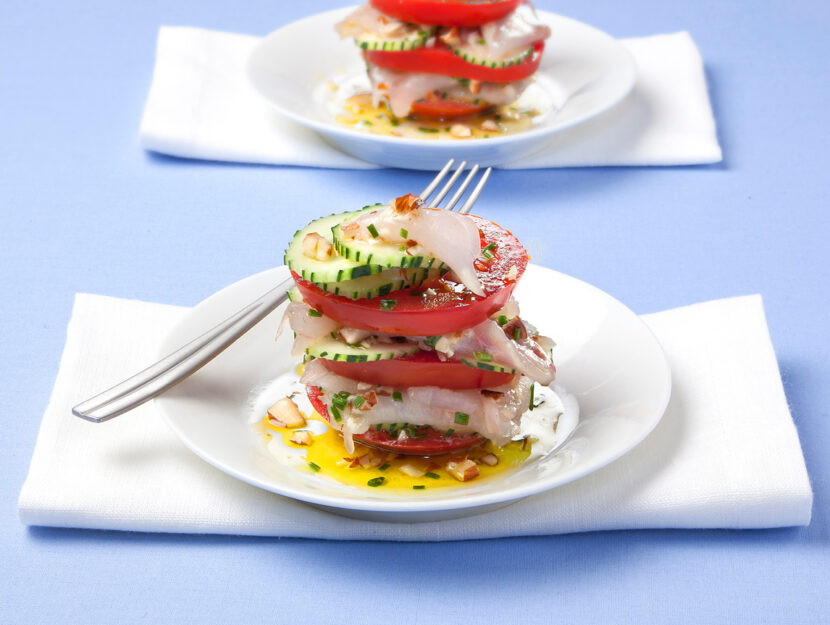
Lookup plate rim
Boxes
[245,6,637,150]
[154,263,671,514]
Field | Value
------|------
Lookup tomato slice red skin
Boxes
[295,274,515,336]
[306,385,486,455]
[292,215,528,336]
[365,42,544,83]
[369,0,521,27]
[320,350,516,389]
[410,97,493,119]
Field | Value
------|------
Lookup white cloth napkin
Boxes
[139,26,722,169]
[18,293,811,540]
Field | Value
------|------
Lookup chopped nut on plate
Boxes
[450,124,472,138]
[289,430,313,446]
[445,458,479,482]
[267,397,306,428]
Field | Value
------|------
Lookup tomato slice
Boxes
[320,350,516,389]
[293,214,528,336]
[307,385,486,455]
[410,96,493,119]
[365,42,544,82]
[369,0,521,27]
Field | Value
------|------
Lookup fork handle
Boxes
[72,276,295,423]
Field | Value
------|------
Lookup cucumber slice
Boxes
[331,208,447,271]
[306,336,419,363]
[449,45,535,70]
[355,27,435,52]
[313,267,444,300]
[284,208,385,283]
[458,357,517,375]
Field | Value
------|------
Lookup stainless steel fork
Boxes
[72,159,493,422]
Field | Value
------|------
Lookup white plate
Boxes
[154,264,670,522]
[246,7,636,169]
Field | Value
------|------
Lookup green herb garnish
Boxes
[454,412,470,425]
[443,428,455,438]
[392,391,403,402]
[352,396,365,409]
[424,335,440,348]
[379,463,390,472]
[513,327,522,340]
[367,223,379,238]
[367,477,385,487]
[307,309,322,317]
[497,315,509,326]
[425,472,440,479]
[529,383,535,411]
[380,299,397,310]
[400,227,408,239]
[473,350,492,362]
[308,462,321,472]
[413,485,426,490]
[418,127,440,133]
[330,405,342,422]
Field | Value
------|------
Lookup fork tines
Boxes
[419,159,492,214]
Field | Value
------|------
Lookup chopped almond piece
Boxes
[479,453,499,467]
[446,458,479,482]
[360,390,378,410]
[439,26,460,46]
[450,124,472,138]
[480,119,499,132]
[289,430,313,446]
[358,450,384,468]
[398,459,429,477]
[267,397,306,428]
[392,193,423,214]
[302,232,333,261]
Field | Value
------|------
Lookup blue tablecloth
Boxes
[2,0,828,622]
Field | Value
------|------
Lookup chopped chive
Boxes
[529,383,535,411]
[513,327,521,340]
[497,315,509,326]
[399,245,407,251]
[380,299,397,310]
[379,463,390,472]
[413,485,426,490]
[352,396,365,409]
[367,223,379,238]
[400,227,408,238]
[454,412,470,425]
[392,391,403,402]
[418,127,440,133]
[390,118,400,127]
[443,428,455,437]
[375,424,383,431]
[424,335,440,348]
[308,462,321,472]
[473,350,492,362]
[425,472,440,479]
[367,477,385,487]
[332,393,348,409]
[307,309,322,317]
[330,405,342,422]
[477,39,485,45]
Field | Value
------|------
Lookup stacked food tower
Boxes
[281,191,556,483]
[335,0,552,122]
